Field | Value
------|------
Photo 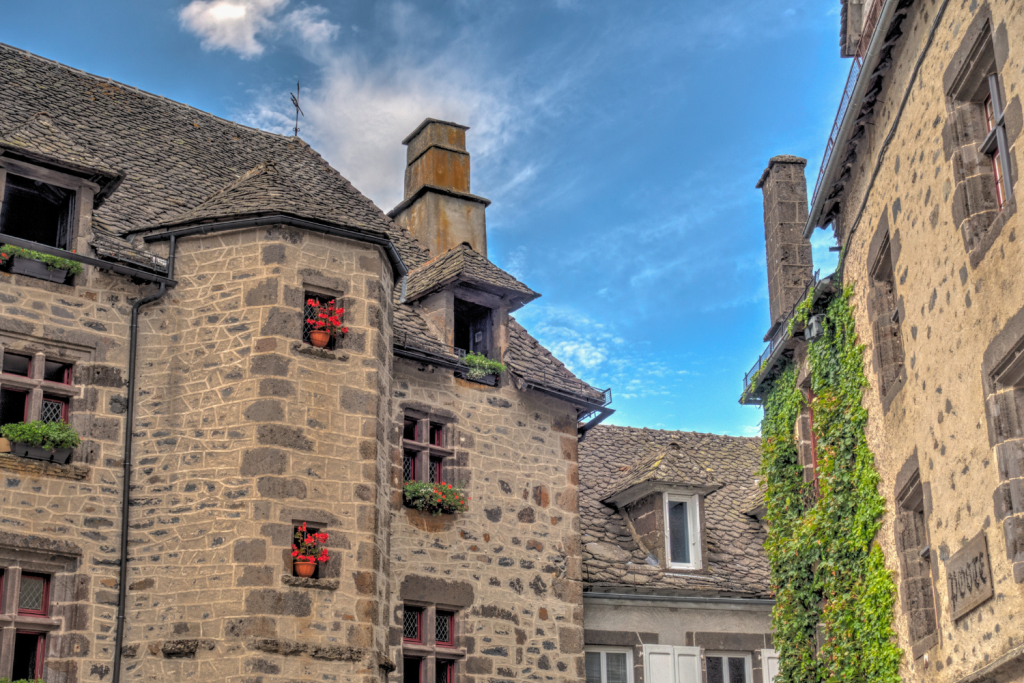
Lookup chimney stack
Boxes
[756,155,813,328]
[388,118,491,258]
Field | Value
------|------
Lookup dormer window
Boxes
[453,298,492,357]
[665,493,701,569]
[0,173,75,250]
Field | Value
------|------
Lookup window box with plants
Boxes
[403,481,470,516]
[0,421,81,464]
[459,352,506,384]
[0,245,83,284]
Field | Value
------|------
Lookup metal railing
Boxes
[742,270,822,393]
[810,0,883,206]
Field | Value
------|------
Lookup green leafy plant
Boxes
[760,285,901,683]
[0,678,46,683]
[462,352,506,380]
[0,244,84,276]
[403,481,469,515]
[0,421,82,450]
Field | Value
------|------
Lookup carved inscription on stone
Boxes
[946,532,993,620]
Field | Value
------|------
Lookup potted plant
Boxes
[0,421,81,464]
[305,298,348,348]
[462,352,507,381]
[291,522,330,577]
[0,244,84,283]
[403,481,470,516]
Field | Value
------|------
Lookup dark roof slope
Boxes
[0,111,117,177]
[0,42,427,268]
[579,425,770,598]
[404,243,539,305]
[506,320,606,404]
[602,441,720,502]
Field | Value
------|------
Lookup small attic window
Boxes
[453,298,492,357]
[664,493,701,570]
[0,173,75,249]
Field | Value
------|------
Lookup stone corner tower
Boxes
[756,154,813,327]
[388,118,491,258]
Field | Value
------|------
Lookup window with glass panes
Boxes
[585,648,632,683]
[0,349,76,434]
[664,493,701,569]
[0,569,55,680]
[705,653,752,683]
[402,413,453,486]
[402,603,462,683]
[981,76,1012,209]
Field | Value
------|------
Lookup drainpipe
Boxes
[111,234,175,683]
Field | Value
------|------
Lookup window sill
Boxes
[0,452,88,479]
[281,575,339,591]
[0,614,61,631]
[291,342,350,362]
[402,643,466,658]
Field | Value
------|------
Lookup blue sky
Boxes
[1,0,846,436]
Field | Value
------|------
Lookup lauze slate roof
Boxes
[0,42,602,405]
[579,425,771,598]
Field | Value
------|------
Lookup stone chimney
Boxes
[388,118,491,258]
[756,155,813,328]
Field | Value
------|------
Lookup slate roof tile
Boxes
[404,243,539,304]
[579,425,771,597]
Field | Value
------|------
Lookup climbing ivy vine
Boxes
[760,285,902,683]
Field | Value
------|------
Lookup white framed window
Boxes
[664,493,701,569]
[585,647,633,683]
[704,652,752,683]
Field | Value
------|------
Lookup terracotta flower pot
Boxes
[294,561,316,578]
[309,330,331,348]
[0,437,10,454]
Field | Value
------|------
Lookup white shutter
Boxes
[643,645,676,683]
[761,649,779,682]
[673,646,702,683]
[643,645,702,683]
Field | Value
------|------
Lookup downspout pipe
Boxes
[112,234,175,683]
[803,0,901,239]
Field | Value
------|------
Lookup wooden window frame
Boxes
[403,606,423,644]
[664,493,701,570]
[584,647,634,683]
[401,603,465,682]
[12,630,45,680]
[704,652,753,683]
[17,573,49,617]
[0,348,80,429]
[401,413,454,485]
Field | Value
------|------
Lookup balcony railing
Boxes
[810,0,884,207]
[742,270,822,395]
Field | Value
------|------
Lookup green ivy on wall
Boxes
[760,285,902,683]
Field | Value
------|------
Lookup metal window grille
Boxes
[403,454,416,482]
[403,608,421,641]
[435,659,453,683]
[302,293,336,350]
[436,612,452,645]
[19,575,45,614]
[429,458,442,484]
[40,399,65,424]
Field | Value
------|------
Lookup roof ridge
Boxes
[0,42,297,143]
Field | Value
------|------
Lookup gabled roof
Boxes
[0,111,118,175]
[580,425,770,598]
[602,441,720,504]
[404,243,539,305]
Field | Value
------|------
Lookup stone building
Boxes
[579,426,776,683]
[741,1,1024,681]
[0,41,618,683]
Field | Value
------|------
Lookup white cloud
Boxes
[179,0,288,58]
[179,0,339,59]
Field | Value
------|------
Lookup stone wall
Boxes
[388,357,585,682]
[122,226,395,682]
[0,262,149,682]
[829,1,1024,679]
